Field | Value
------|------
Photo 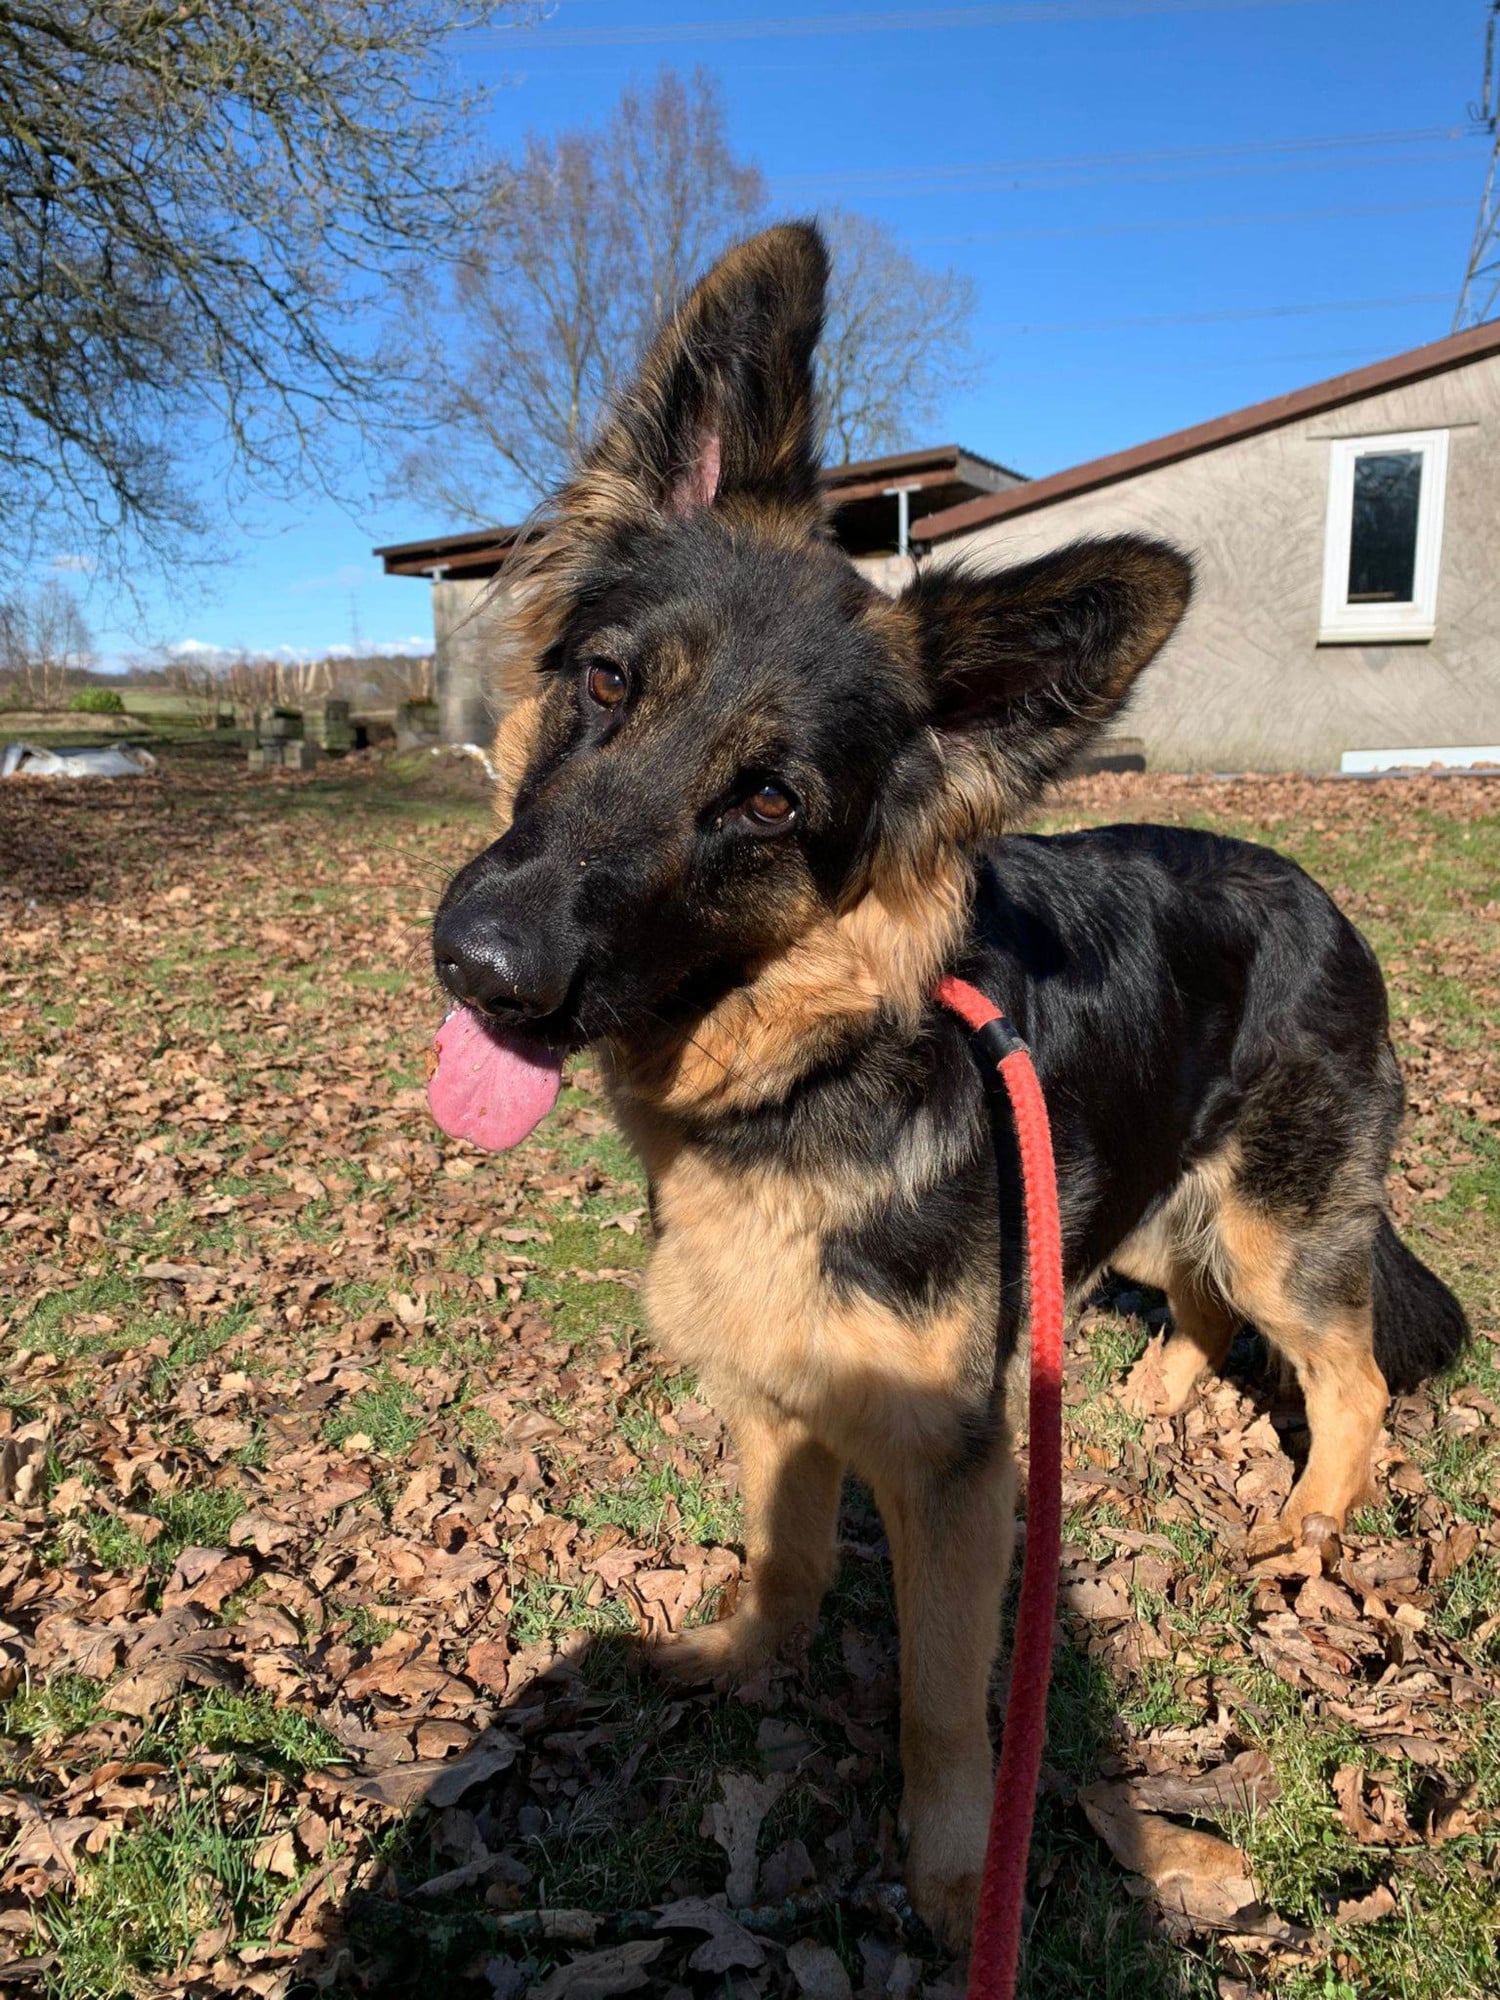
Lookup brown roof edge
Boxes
[375,523,525,573]
[822,441,1026,489]
[912,319,1500,545]
[377,442,1030,572]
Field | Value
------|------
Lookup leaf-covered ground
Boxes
[1,751,1496,2000]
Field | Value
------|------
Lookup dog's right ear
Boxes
[872,537,1192,885]
[559,221,828,541]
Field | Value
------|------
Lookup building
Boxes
[374,445,1023,746]
[377,324,1500,771]
[910,322,1500,772]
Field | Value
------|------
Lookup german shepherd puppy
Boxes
[426,224,1468,1947]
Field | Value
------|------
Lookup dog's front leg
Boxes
[875,1436,1015,1954]
[651,1397,844,1683]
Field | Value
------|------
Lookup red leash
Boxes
[933,976,1065,2000]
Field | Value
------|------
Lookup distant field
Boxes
[114,687,201,720]
[0,687,211,743]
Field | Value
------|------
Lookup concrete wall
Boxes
[432,576,521,746]
[930,353,1500,771]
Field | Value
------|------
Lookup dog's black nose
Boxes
[433,906,573,1024]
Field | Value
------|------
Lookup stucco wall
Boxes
[432,576,519,746]
[930,354,1500,770]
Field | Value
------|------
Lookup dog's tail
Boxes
[1371,1216,1469,1394]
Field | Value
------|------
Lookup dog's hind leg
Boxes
[650,1399,843,1683]
[1275,1307,1386,1534]
[1121,1268,1239,1418]
[1216,1196,1387,1535]
[874,1438,1015,1953]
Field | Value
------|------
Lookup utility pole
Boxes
[1454,1,1500,329]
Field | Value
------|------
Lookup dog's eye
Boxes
[584,660,628,710]
[741,782,797,832]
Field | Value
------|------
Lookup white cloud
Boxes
[49,552,98,575]
[166,635,431,666]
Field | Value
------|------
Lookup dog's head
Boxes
[429,222,1191,1140]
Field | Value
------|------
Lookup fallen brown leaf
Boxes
[655,1896,765,1973]
[1080,1781,1276,1932]
[704,1770,788,1906]
[1333,1883,1397,1926]
[527,1939,665,2000]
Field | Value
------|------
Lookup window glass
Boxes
[1347,449,1422,604]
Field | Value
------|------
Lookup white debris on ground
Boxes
[0,742,159,780]
[435,741,500,782]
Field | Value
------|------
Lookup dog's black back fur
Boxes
[679,819,1468,1410]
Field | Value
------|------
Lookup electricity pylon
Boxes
[1455,2,1500,329]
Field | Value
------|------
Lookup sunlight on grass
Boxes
[145,1687,347,1774]
[33,1778,294,2000]
[0,1672,105,1752]
[567,1454,741,1548]
[506,1574,637,1644]
[322,1368,424,1457]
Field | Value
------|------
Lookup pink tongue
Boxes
[427,1006,563,1152]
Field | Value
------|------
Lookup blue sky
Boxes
[93,0,1489,666]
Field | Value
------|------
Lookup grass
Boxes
[3,1681,345,2000]
[145,1687,347,1774]
[32,1778,293,2000]
[322,1367,426,1457]
[565,1455,740,1548]
[0,1672,106,1753]
[562,1399,743,1547]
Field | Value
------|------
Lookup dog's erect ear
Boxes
[891,537,1192,851]
[563,221,828,535]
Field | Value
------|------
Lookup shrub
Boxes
[70,685,125,714]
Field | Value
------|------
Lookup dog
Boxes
[426,222,1469,1948]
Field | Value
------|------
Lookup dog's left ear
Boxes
[896,537,1192,840]
[564,220,829,539]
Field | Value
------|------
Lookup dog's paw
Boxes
[1277,1483,1370,1542]
[1120,1332,1207,1419]
[907,1864,981,1956]
[902,1775,989,1956]
[643,1612,778,1687]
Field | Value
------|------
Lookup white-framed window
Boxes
[1318,428,1449,643]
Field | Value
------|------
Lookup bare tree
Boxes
[0,579,95,709]
[0,0,525,591]
[394,78,979,520]
[394,68,766,519]
[151,643,434,722]
[816,209,978,465]
[157,649,240,729]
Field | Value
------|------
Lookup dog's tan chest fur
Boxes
[618,1122,974,1473]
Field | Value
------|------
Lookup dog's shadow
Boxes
[291,1487,1218,1999]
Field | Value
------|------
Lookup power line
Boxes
[1455,2,1500,328]
[780,148,1469,204]
[494,0,1354,48]
[769,126,1466,195]
[909,197,1471,246]
[981,291,1451,335]
[1003,345,1389,377]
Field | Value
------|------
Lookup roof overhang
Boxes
[374,524,526,579]
[375,442,1029,579]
